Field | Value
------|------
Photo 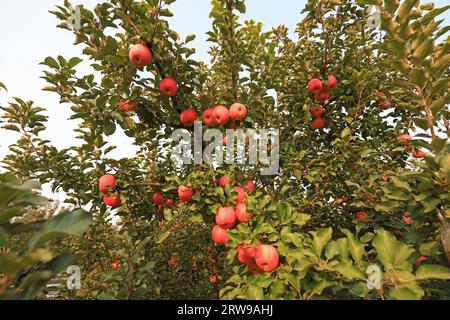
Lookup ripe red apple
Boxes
[202,108,216,126]
[152,192,164,205]
[326,75,337,89]
[168,257,177,266]
[255,245,279,272]
[412,149,425,158]
[209,275,217,284]
[236,246,251,264]
[180,109,197,126]
[416,255,427,264]
[311,118,325,130]
[216,206,236,228]
[402,216,411,224]
[129,44,152,67]
[310,106,324,118]
[103,195,121,208]
[375,91,386,98]
[99,174,116,194]
[219,176,232,188]
[355,211,368,222]
[246,246,257,258]
[314,184,319,193]
[211,225,229,244]
[160,77,178,97]
[165,199,173,206]
[119,101,138,112]
[246,258,263,274]
[178,185,193,202]
[213,106,230,126]
[314,88,330,102]
[111,261,120,270]
[229,103,247,121]
[233,186,246,204]
[307,78,323,93]
[245,181,255,193]
[399,134,412,144]
[235,203,251,223]
[382,174,389,182]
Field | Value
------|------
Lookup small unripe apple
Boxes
[310,106,324,118]
[326,75,337,89]
[245,181,255,193]
[229,103,247,121]
[152,192,165,205]
[103,195,121,208]
[311,118,325,130]
[213,106,230,126]
[160,77,178,97]
[219,176,232,188]
[216,206,236,228]
[178,185,193,202]
[119,101,138,112]
[233,186,246,204]
[307,78,323,93]
[355,211,368,222]
[255,245,279,272]
[99,174,116,193]
[235,203,251,223]
[399,134,412,144]
[129,44,152,67]
[111,261,120,270]
[211,225,229,244]
[180,109,197,126]
[202,108,216,126]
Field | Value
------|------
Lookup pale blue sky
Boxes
[0,0,449,167]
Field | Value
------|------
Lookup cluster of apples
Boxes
[307,75,337,130]
[211,177,280,273]
[399,134,426,158]
[179,103,247,128]
[152,192,173,212]
[99,174,121,208]
[121,44,179,113]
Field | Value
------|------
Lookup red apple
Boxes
[314,88,330,102]
[160,77,178,97]
[314,184,319,193]
[129,44,152,67]
[165,199,173,206]
[236,246,251,264]
[209,275,217,284]
[152,192,164,205]
[246,258,263,273]
[178,185,193,202]
[99,174,116,194]
[168,257,177,266]
[235,203,251,223]
[379,101,392,110]
[216,206,236,228]
[119,101,138,112]
[219,176,232,188]
[202,108,216,126]
[255,245,279,272]
[111,261,120,270]
[355,211,368,222]
[416,255,427,264]
[402,216,411,224]
[412,149,425,158]
[326,75,337,89]
[229,103,247,121]
[213,106,230,126]
[233,186,246,204]
[307,78,323,93]
[311,118,325,130]
[211,225,229,244]
[310,106,324,118]
[399,134,412,144]
[375,91,386,98]
[103,195,121,208]
[245,181,255,193]
[180,109,197,126]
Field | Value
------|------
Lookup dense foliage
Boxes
[0,0,449,299]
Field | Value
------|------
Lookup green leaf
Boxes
[341,229,365,264]
[416,264,450,280]
[309,227,332,258]
[331,262,366,280]
[29,209,92,249]
[388,283,424,300]
[372,228,413,271]
[246,284,264,300]
[412,37,434,62]
[156,231,171,244]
